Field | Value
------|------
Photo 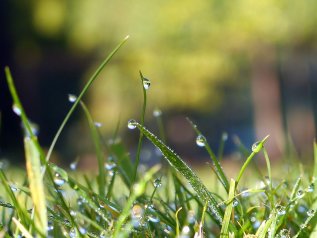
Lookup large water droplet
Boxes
[307,183,314,193]
[68,94,77,103]
[12,104,22,116]
[232,199,239,207]
[251,141,262,152]
[153,178,162,188]
[142,78,151,90]
[196,135,206,147]
[127,119,137,129]
[307,209,315,217]
[54,173,66,186]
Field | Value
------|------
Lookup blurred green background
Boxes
[0,0,316,165]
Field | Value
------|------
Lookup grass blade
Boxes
[79,101,106,197]
[314,141,317,178]
[12,217,33,238]
[220,179,236,238]
[236,135,269,187]
[130,121,223,224]
[44,35,130,167]
[24,137,47,236]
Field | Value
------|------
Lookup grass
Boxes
[1,37,317,237]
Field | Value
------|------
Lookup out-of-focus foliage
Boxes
[24,0,317,130]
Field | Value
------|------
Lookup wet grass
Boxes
[1,37,317,237]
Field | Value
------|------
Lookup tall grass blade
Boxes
[236,135,269,187]
[24,137,47,236]
[44,35,129,167]
[133,71,148,184]
[187,118,229,192]
[79,101,106,197]
[132,121,223,223]
[220,179,236,238]
[12,217,33,238]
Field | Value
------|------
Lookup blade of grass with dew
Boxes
[175,207,182,237]
[236,135,270,187]
[220,179,236,238]
[131,121,223,224]
[132,70,148,184]
[44,35,129,168]
[79,101,106,197]
[24,137,47,236]
[113,165,160,237]
[255,211,276,238]
[263,148,274,209]
[187,118,229,193]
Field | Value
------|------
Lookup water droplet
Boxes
[307,183,314,193]
[47,222,54,231]
[196,135,206,147]
[232,199,239,207]
[10,185,18,192]
[70,210,76,216]
[12,104,22,116]
[148,215,160,223]
[300,224,306,229]
[69,228,76,238]
[153,108,162,117]
[276,205,286,216]
[70,161,78,171]
[142,78,151,90]
[297,205,307,213]
[222,132,228,141]
[251,141,262,152]
[79,227,87,235]
[153,178,162,188]
[250,216,256,223]
[54,173,66,186]
[307,209,315,217]
[68,94,77,103]
[127,119,137,129]
[104,161,116,171]
[297,189,305,199]
[181,225,190,234]
[94,122,102,128]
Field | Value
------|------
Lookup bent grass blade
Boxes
[132,121,223,224]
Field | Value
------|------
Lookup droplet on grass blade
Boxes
[153,178,162,188]
[307,183,314,192]
[142,77,151,90]
[54,173,66,186]
[94,122,103,128]
[232,199,239,207]
[307,209,315,217]
[296,189,305,199]
[147,215,160,223]
[196,135,206,147]
[12,104,22,116]
[68,94,77,103]
[70,161,78,171]
[276,205,286,216]
[251,141,262,152]
[153,108,162,117]
[127,119,137,129]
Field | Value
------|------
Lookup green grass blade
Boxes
[24,137,47,236]
[220,179,236,238]
[44,35,129,167]
[12,217,33,238]
[133,70,148,184]
[256,212,276,238]
[236,135,269,187]
[187,118,229,192]
[130,121,223,224]
[79,101,106,197]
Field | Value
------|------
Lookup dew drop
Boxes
[104,161,116,171]
[68,94,77,103]
[196,135,206,147]
[153,108,162,117]
[307,209,315,217]
[94,122,102,128]
[70,161,78,171]
[12,104,22,116]
[251,141,262,153]
[187,210,196,224]
[70,210,76,216]
[127,119,137,129]
[222,132,228,141]
[54,173,66,186]
[232,199,239,207]
[142,78,151,90]
[79,227,87,235]
[153,178,162,188]
[148,215,160,223]
[10,185,18,192]
[47,222,54,231]
[276,205,286,216]
[300,224,306,229]
[69,228,76,238]
[296,189,305,199]
[307,183,314,193]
